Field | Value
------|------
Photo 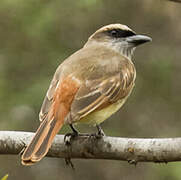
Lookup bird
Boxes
[21,23,151,165]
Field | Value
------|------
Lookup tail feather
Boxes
[21,75,79,165]
[21,118,63,165]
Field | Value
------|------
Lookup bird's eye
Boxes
[110,30,118,37]
[107,29,136,38]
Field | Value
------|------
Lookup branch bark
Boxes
[0,131,181,164]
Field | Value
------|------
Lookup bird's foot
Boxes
[64,125,78,169]
[97,125,105,137]
[90,124,105,139]
[64,131,93,145]
[88,132,104,139]
[88,126,105,140]
[64,131,79,146]
[64,124,80,145]
[64,124,105,144]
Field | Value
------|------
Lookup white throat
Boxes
[108,42,136,60]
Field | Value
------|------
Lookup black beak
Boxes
[126,35,152,46]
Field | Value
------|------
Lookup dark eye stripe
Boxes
[107,29,136,38]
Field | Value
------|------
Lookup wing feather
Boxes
[39,66,62,122]
[65,72,134,123]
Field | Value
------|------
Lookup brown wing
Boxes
[65,66,135,124]
[39,66,62,122]
[40,47,136,124]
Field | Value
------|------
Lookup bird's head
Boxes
[85,24,152,59]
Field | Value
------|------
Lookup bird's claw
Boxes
[88,131,105,140]
[64,132,78,146]
[93,125,105,139]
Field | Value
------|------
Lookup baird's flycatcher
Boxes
[21,24,151,165]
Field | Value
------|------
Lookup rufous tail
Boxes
[21,118,63,165]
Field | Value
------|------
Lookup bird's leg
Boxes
[64,124,79,145]
[96,124,105,137]
[64,124,92,169]
[88,124,105,140]
[70,124,79,135]
[64,124,78,169]
[92,124,105,139]
[64,124,105,144]
[64,124,92,144]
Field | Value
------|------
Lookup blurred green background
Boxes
[0,0,181,179]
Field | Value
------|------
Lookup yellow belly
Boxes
[78,98,127,126]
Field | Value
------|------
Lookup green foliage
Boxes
[1,174,8,180]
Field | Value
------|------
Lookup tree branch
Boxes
[0,131,181,164]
